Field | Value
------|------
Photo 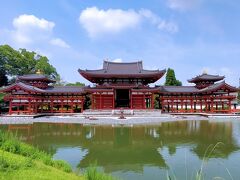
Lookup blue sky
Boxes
[0,0,240,86]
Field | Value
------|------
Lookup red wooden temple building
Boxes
[0,60,238,114]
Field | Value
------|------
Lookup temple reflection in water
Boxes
[0,120,239,173]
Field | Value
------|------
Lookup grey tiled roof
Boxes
[18,74,55,82]
[79,61,166,75]
[159,86,199,93]
[159,81,238,94]
[45,86,85,93]
[0,82,45,93]
[188,73,224,83]
[199,81,238,93]
[0,82,86,94]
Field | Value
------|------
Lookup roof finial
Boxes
[36,69,42,75]
[202,69,208,75]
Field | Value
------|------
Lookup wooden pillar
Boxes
[176,101,178,112]
[28,98,31,114]
[171,98,174,112]
[161,98,164,112]
[50,98,53,113]
[200,99,202,112]
[190,98,193,113]
[91,94,95,109]
[113,90,115,109]
[100,92,102,109]
[17,102,19,114]
[210,98,213,113]
[205,100,207,112]
[130,91,133,109]
[151,93,155,109]
[228,99,232,113]
[61,97,63,113]
[143,93,146,109]
[9,100,12,115]
[180,99,183,113]
[81,97,84,113]
[41,99,43,113]
[71,100,74,113]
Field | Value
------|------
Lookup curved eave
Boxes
[200,81,239,94]
[188,76,225,83]
[0,83,44,93]
[19,78,56,83]
[79,69,166,83]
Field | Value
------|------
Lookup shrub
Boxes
[1,139,20,154]
[0,154,20,171]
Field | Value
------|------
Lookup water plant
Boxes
[85,164,117,180]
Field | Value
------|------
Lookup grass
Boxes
[0,131,72,173]
[0,131,117,180]
[84,164,117,180]
[0,150,84,180]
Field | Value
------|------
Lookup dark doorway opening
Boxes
[115,89,130,108]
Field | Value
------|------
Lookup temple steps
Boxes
[82,109,162,117]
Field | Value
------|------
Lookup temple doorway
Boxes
[115,89,130,108]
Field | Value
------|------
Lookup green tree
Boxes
[65,82,85,86]
[0,45,59,78]
[0,69,8,87]
[164,68,182,86]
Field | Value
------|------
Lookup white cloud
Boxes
[12,14,55,45]
[50,38,70,48]
[167,0,200,11]
[13,14,55,31]
[79,7,178,37]
[0,14,70,49]
[79,7,141,38]
[139,9,178,33]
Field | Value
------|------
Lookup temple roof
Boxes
[45,86,85,93]
[188,73,225,83]
[159,86,199,94]
[79,60,166,83]
[199,81,238,93]
[159,81,238,94]
[0,82,45,93]
[17,74,56,83]
[0,82,86,94]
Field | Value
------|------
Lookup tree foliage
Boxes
[65,82,85,86]
[0,69,8,87]
[0,45,59,80]
[164,68,182,86]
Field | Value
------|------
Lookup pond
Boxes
[1,119,240,179]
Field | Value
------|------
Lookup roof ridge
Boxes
[104,60,142,64]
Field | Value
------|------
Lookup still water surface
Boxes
[1,120,240,179]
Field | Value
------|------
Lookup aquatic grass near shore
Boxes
[84,163,118,180]
[166,142,234,180]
